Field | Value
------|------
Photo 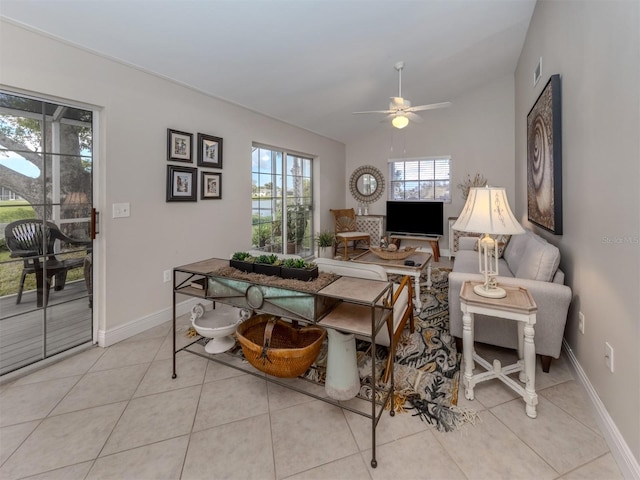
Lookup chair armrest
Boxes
[54,230,91,247]
[8,248,37,259]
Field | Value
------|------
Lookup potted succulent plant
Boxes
[280,258,319,281]
[230,252,255,273]
[253,253,282,277]
[315,230,335,259]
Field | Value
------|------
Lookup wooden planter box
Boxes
[280,266,319,282]
[229,259,254,273]
[253,263,282,277]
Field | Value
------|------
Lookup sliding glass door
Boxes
[0,91,94,376]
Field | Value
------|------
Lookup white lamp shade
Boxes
[452,186,525,235]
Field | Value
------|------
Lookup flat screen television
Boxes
[386,201,444,237]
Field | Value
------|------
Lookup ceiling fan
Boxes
[353,61,451,129]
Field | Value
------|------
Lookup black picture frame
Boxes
[201,171,222,199]
[527,74,562,234]
[166,165,197,202]
[167,129,193,162]
[197,133,223,168]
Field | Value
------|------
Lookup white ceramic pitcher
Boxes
[324,329,360,400]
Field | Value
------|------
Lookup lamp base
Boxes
[474,283,507,299]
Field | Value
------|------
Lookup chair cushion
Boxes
[336,231,369,239]
[503,232,530,273]
[315,258,386,281]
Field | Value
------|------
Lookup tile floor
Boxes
[0,307,625,480]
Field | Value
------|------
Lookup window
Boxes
[388,156,451,202]
[251,144,313,257]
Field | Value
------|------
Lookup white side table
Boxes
[459,281,539,418]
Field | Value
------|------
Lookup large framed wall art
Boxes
[527,74,562,234]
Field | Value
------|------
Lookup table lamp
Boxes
[452,186,524,298]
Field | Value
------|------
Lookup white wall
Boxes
[0,20,346,341]
[515,0,640,467]
[345,74,516,249]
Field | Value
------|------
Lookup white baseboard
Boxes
[563,339,640,479]
[97,297,202,347]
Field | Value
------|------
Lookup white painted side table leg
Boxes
[426,262,433,291]
[413,272,422,310]
[462,310,475,400]
[517,321,526,384]
[523,322,538,418]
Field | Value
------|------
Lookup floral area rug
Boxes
[190,267,475,431]
[304,267,475,432]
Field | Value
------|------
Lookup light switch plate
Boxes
[112,202,130,218]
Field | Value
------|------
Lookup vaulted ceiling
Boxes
[1,0,536,143]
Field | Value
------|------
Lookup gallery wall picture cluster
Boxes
[166,128,223,202]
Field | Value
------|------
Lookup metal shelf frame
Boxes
[171,258,395,468]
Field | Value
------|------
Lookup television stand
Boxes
[389,234,441,262]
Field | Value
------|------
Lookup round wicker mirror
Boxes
[349,165,385,204]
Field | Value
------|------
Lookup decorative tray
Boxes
[368,246,417,260]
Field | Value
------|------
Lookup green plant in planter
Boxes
[315,230,335,247]
[231,252,255,262]
[282,258,312,269]
[255,254,280,265]
[281,258,318,280]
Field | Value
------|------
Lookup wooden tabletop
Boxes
[460,281,537,314]
[351,249,432,271]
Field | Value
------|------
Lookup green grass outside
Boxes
[0,200,36,223]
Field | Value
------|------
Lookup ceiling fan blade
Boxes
[352,109,395,115]
[406,101,452,112]
[405,112,423,122]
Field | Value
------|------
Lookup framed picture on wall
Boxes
[197,133,223,168]
[527,74,562,234]
[166,165,197,202]
[201,171,222,199]
[167,129,193,162]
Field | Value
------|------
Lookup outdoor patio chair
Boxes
[4,219,91,307]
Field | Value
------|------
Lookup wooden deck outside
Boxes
[0,280,92,376]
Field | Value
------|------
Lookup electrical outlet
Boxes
[605,342,614,373]
[578,312,585,335]
[163,270,171,283]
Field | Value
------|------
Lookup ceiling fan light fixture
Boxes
[392,115,409,129]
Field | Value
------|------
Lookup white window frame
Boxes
[387,156,451,202]
[251,143,314,257]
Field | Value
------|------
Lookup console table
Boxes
[171,258,394,468]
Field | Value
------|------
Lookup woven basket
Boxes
[236,314,326,378]
[369,246,417,260]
